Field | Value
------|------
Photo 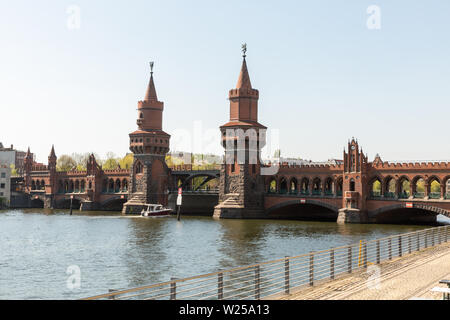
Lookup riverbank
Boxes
[280,241,450,300]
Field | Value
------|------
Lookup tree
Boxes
[119,153,134,169]
[9,164,18,176]
[57,155,77,171]
[71,153,90,171]
[102,152,119,170]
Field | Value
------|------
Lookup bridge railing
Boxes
[83,225,450,300]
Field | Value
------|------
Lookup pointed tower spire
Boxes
[49,145,56,158]
[144,61,158,101]
[236,44,252,89]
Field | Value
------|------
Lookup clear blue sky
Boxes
[1,0,449,163]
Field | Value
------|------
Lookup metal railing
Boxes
[83,225,450,300]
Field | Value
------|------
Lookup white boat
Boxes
[140,204,172,217]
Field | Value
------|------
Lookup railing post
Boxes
[330,249,335,280]
[376,240,380,264]
[347,246,352,274]
[388,238,392,260]
[431,229,435,247]
[255,266,260,300]
[438,227,441,245]
[309,252,314,286]
[363,242,368,268]
[417,232,420,251]
[398,235,402,257]
[446,226,449,243]
[218,272,224,300]
[285,257,290,294]
[425,230,428,248]
[408,234,412,254]
[170,278,177,300]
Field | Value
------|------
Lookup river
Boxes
[0,209,432,299]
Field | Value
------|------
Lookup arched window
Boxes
[80,180,85,193]
[300,178,309,195]
[115,179,121,193]
[384,177,396,198]
[122,179,128,192]
[336,178,343,196]
[268,179,277,193]
[398,177,410,199]
[413,177,425,198]
[64,180,69,193]
[370,177,382,198]
[41,180,45,190]
[312,178,321,195]
[135,161,143,174]
[279,178,288,194]
[324,178,333,195]
[74,180,80,193]
[428,177,441,199]
[446,179,450,199]
[349,179,355,192]
[139,112,143,119]
[289,178,298,194]
[109,179,114,193]
[31,180,36,190]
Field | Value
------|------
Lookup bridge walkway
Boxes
[280,241,450,300]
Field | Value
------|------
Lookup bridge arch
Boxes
[266,199,339,221]
[100,196,127,211]
[384,176,396,198]
[369,203,449,224]
[397,176,411,198]
[312,177,321,195]
[267,177,277,193]
[300,177,309,194]
[289,177,298,193]
[179,173,219,191]
[324,177,333,195]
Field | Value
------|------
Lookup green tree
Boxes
[9,164,18,176]
[119,153,134,169]
[102,152,119,170]
[57,155,77,171]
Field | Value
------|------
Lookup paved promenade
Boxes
[281,242,450,300]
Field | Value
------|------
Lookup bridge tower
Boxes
[122,63,171,214]
[213,48,267,219]
[337,138,369,223]
[46,145,57,208]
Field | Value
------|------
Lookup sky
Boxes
[0,0,449,163]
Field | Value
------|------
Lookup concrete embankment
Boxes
[280,242,450,300]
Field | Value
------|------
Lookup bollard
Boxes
[309,252,314,286]
[330,249,335,280]
[218,272,223,300]
[254,266,260,300]
[285,257,290,294]
[170,278,177,300]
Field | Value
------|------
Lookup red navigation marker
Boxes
[70,195,74,199]
[120,195,124,199]
[300,199,306,204]
[406,203,413,208]
[178,187,182,195]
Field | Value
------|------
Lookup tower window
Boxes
[139,113,143,118]
[350,179,355,192]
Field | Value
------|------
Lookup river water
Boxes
[0,209,431,299]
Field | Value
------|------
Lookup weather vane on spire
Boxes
[241,43,247,58]
[150,61,154,75]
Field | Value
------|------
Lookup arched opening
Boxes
[30,198,44,208]
[279,178,288,194]
[88,181,92,190]
[64,180,69,193]
[31,180,36,190]
[267,201,338,221]
[74,180,80,193]
[289,178,298,194]
[108,179,114,193]
[102,198,127,211]
[69,180,74,193]
[115,179,121,193]
[384,177,396,198]
[349,179,355,192]
[412,177,425,198]
[398,177,410,199]
[446,178,450,199]
[312,178,321,195]
[56,198,81,210]
[36,180,40,190]
[369,177,382,198]
[40,180,45,190]
[324,178,333,196]
[300,178,309,195]
[135,161,143,174]
[336,178,343,196]
[122,179,128,192]
[268,179,277,193]
[80,180,85,193]
[372,207,438,225]
[428,177,441,199]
